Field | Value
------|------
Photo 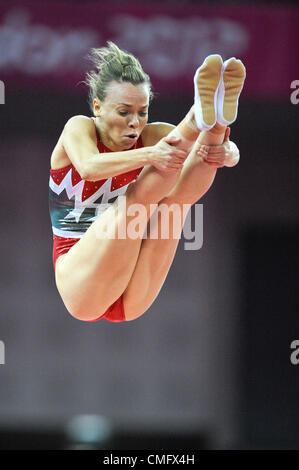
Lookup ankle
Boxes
[209,123,227,135]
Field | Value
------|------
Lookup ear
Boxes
[93,98,101,117]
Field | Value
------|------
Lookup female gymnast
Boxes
[49,42,246,323]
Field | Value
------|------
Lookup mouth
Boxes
[124,133,138,140]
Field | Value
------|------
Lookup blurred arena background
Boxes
[0,0,298,450]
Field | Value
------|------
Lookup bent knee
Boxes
[123,298,149,322]
[55,273,107,322]
[57,287,106,322]
[123,287,158,321]
[64,294,108,322]
[61,295,107,322]
[68,308,105,322]
[125,311,144,322]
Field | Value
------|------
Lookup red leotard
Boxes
[49,118,144,322]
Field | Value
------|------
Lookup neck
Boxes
[94,117,124,152]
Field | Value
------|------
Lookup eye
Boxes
[139,111,147,117]
[118,110,128,116]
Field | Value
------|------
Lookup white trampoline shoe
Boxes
[193,55,223,131]
[217,57,246,127]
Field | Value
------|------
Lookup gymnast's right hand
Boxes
[150,136,188,172]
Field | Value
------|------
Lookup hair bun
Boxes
[85,41,152,109]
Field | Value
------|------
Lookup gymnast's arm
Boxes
[143,121,241,169]
[62,116,186,181]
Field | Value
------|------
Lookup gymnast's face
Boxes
[93,81,150,151]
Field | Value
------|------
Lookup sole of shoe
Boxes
[217,58,246,126]
[194,54,223,131]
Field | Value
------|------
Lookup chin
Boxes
[122,139,137,150]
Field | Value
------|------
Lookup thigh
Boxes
[123,200,188,321]
[52,235,80,271]
[53,197,147,320]
[54,244,125,323]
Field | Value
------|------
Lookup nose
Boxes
[128,114,139,128]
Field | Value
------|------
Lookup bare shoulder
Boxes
[141,122,175,146]
[51,115,97,170]
[63,114,96,135]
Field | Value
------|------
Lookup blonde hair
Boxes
[85,41,152,111]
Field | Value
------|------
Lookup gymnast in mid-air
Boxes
[49,41,246,323]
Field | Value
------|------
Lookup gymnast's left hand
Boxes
[197,128,240,168]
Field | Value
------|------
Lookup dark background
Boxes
[0,0,298,450]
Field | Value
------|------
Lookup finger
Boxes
[166,158,183,166]
[205,160,225,165]
[205,162,224,168]
[196,144,209,152]
[198,154,208,161]
[168,159,184,166]
[204,155,225,163]
[204,151,226,159]
[196,144,209,151]
[169,165,183,171]
[205,160,225,166]
[171,161,185,169]
[162,165,180,171]
[165,166,181,172]
[198,153,209,160]
[197,146,209,158]
[170,158,186,166]
[205,155,226,162]
[172,152,188,160]
[177,151,188,158]
[205,145,225,154]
